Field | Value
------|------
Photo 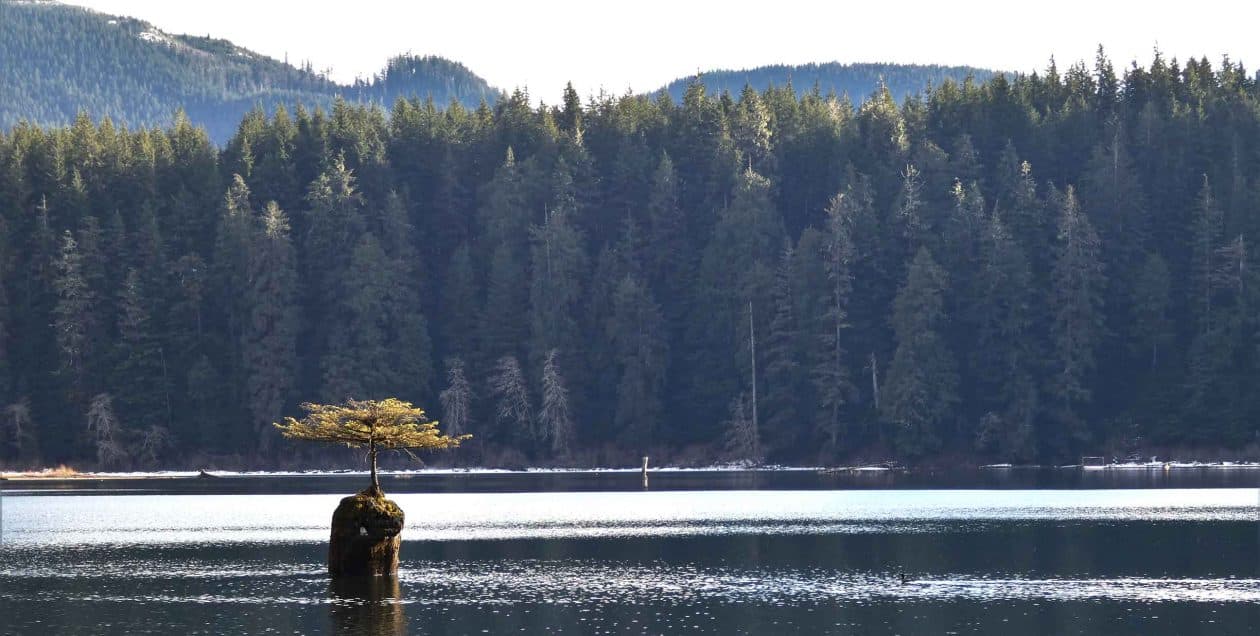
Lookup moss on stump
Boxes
[329,488,405,577]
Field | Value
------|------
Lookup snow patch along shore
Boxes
[981,461,1260,470]
[1,465,827,479]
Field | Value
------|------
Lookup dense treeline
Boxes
[0,0,499,144]
[659,62,995,105]
[3,50,1260,469]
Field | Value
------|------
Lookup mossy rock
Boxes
[329,488,405,577]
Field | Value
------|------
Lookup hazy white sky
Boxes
[64,0,1260,103]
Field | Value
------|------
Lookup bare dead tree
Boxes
[439,357,473,438]
[540,349,573,457]
[489,355,533,442]
[86,393,127,468]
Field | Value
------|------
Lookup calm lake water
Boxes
[0,469,1257,634]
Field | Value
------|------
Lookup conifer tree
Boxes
[1190,176,1222,331]
[883,247,957,456]
[690,168,784,422]
[972,212,1038,459]
[321,233,392,401]
[52,231,94,398]
[301,157,366,390]
[1046,187,1104,452]
[184,354,224,451]
[479,243,528,364]
[213,175,254,347]
[645,153,691,349]
[76,215,109,322]
[609,274,668,448]
[762,244,800,448]
[811,192,857,454]
[559,82,582,137]
[1005,159,1050,280]
[529,163,587,373]
[377,192,434,399]
[855,83,908,184]
[243,202,298,453]
[440,243,478,360]
[478,149,528,252]
[731,84,772,171]
[895,165,926,248]
[1131,253,1173,369]
[114,269,170,436]
[1081,119,1145,267]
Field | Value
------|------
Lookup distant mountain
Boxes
[0,0,500,143]
[657,62,996,103]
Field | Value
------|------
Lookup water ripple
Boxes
[3,557,1258,605]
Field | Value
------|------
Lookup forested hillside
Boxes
[3,51,1260,469]
[659,62,995,104]
[0,0,499,143]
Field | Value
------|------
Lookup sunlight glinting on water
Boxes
[2,489,1256,546]
[2,557,1258,605]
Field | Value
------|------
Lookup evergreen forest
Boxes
[3,50,1260,469]
[658,62,995,104]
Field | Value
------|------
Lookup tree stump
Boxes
[328,488,405,577]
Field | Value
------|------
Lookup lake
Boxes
[1,469,1257,634]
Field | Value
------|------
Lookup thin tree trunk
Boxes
[870,352,880,410]
[369,418,379,494]
[369,443,379,494]
[749,300,759,464]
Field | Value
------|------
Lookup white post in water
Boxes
[642,456,649,489]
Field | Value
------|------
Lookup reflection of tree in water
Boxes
[329,576,406,636]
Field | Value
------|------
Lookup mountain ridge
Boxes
[0,0,501,142]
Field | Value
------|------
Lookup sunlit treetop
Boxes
[275,398,470,451]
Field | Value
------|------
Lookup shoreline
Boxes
[4,461,1260,481]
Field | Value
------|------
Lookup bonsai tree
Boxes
[275,398,469,494]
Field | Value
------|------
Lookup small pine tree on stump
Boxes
[275,398,469,494]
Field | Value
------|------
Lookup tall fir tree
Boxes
[243,202,298,454]
[762,244,801,455]
[440,243,479,361]
[608,274,668,450]
[321,233,392,402]
[1046,187,1105,453]
[882,247,957,456]
[114,269,170,440]
[52,231,95,400]
[528,162,587,374]
[479,243,529,366]
[972,212,1038,459]
[810,192,858,455]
